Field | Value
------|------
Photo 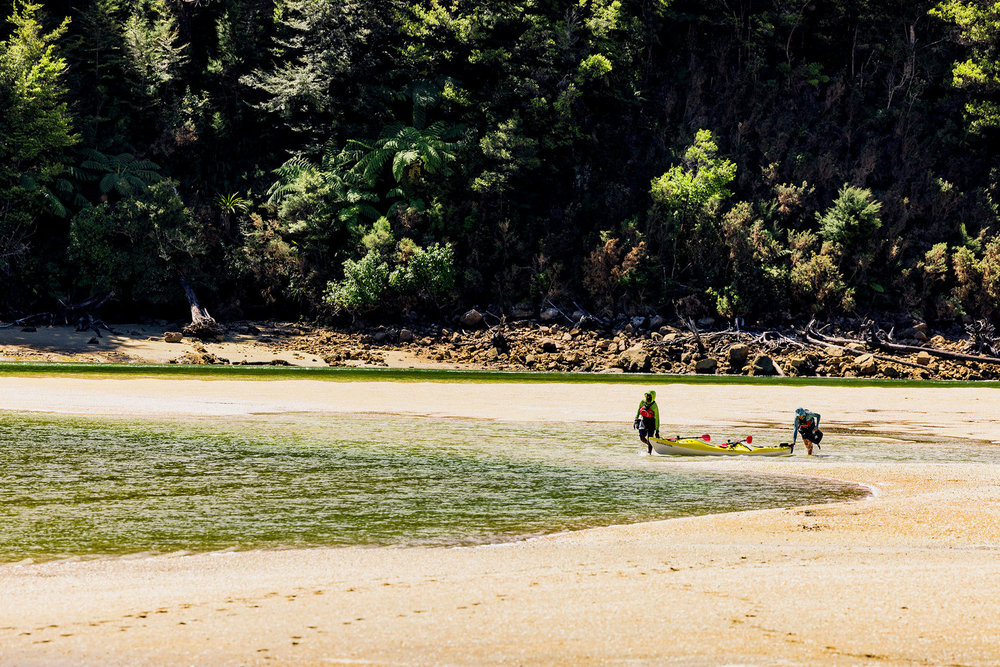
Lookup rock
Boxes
[696,317,715,328]
[694,357,718,374]
[164,331,184,343]
[182,318,224,340]
[649,315,667,330]
[825,347,845,359]
[460,309,485,329]
[617,346,652,373]
[915,351,933,366]
[540,340,559,353]
[630,316,646,329]
[728,344,750,367]
[855,354,878,376]
[398,329,414,343]
[540,308,561,322]
[929,335,946,347]
[786,356,813,376]
[750,355,776,376]
[509,304,534,319]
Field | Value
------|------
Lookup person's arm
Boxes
[635,401,642,420]
[652,403,660,436]
[792,421,799,444]
[813,412,821,429]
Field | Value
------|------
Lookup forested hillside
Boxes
[2,0,999,326]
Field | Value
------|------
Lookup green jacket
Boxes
[635,390,660,431]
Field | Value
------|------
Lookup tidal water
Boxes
[0,412,868,561]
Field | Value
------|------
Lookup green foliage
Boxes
[648,129,737,283]
[80,149,162,198]
[818,185,883,247]
[0,0,77,282]
[325,218,457,314]
[950,236,1000,317]
[931,1,1000,133]
[3,0,1000,325]
[324,250,392,311]
[67,180,205,304]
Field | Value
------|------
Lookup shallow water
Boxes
[0,412,868,561]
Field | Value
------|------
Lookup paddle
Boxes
[665,434,711,442]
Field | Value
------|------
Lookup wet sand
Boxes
[2,377,1000,665]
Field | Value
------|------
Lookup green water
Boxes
[0,413,867,561]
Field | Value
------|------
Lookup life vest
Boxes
[639,405,654,419]
[797,416,815,429]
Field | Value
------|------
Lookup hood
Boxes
[645,390,656,402]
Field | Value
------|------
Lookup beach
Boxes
[2,376,1000,665]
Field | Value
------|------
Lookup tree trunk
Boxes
[180,274,223,339]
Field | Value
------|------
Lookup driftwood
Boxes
[809,323,1000,368]
[685,317,706,353]
[1,291,116,335]
[803,333,927,370]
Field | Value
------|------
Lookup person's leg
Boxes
[803,429,815,455]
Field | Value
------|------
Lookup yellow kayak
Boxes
[650,435,793,457]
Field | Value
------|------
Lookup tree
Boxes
[68,179,217,330]
[931,1,1000,133]
[648,129,737,285]
[0,0,76,278]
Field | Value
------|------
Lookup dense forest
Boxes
[2,0,1000,327]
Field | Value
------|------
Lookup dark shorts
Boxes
[800,427,823,444]
[639,416,656,436]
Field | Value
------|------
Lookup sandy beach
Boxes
[2,376,1000,665]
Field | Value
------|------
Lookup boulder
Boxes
[750,355,776,376]
[649,315,667,330]
[694,357,718,374]
[540,340,559,353]
[617,346,652,373]
[510,304,535,320]
[728,343,750,367]
[915,351,933,366]
[855,353,878,376]
[786,356,813,376]
[825,347,845,359]
[460,309,485,328]
[398,329,414,343]
[540,308,561,322]
[164,331,184,343]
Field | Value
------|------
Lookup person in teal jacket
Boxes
[793,407,823,455]
[634,390,660,454]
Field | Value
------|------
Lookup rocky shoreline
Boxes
[215,310,1000,382]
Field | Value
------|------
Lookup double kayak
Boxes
[650,435,793,457]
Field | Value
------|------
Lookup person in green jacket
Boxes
[634,390,660,454]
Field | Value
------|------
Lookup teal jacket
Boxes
[635,390,660,432]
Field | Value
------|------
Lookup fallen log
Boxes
[807,326,1000,367]
[803,334,927,371]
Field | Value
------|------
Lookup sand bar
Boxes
[2,376,1000,665]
